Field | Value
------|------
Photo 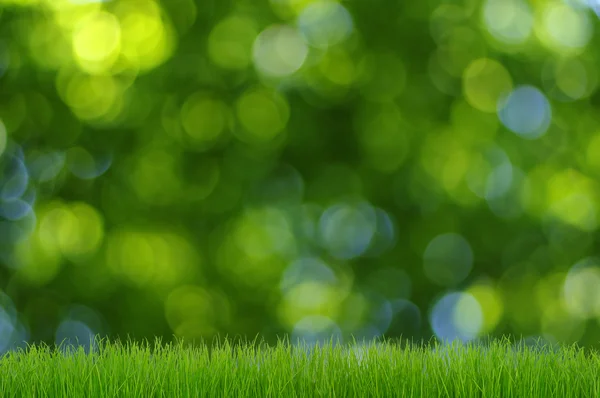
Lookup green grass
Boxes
[0,336,598,397]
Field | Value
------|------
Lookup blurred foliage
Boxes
[0,0,600,350]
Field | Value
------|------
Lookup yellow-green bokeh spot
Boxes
[269,0,319,19]
[535,2,592,55]
[318,49,357,87]
[215,214,292,294]
[463,58,513,113]
[466,283,504,334]
[208,15,258,70]
[548,57,594,101]
[113,0,175,71]
[25,17,71,70]
[420,129,480,206]
[277,281,345,330]
[545,169,598,232]
[180,93,230,148]
[72,11,121,74]
[563,265,600,320]
[165,285,217,339]
[107,229,200,290]
[58,72,123,122]
[235,87,290,144]
[540,302,585,344]
[232,207,296,261]
[38,201,104,261]
[15,224,62,287]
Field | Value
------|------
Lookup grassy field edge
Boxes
[0,336,598,397]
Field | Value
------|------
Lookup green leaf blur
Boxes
[0,0,599,349]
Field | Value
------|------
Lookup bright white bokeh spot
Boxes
[319,202,377,260]
[253,25,308,78]
[292,315,343,347]
[563,258,600,319]
[280,257,337,293]
[297,1,354,49]
[423,233,473,286]
[538,2,593,52]
[430,292,483,343]
[482,0,533,45]
[498,85,552,139]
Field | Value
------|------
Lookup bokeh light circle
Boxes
[253,25,308,78]
[297,1,354,49]
[463,58,513,113]
[482,0,533,45]
[563,258,600,319]
[208,15,258,70]
[319,202,377,260]
[235,88,290,143]
[497,85,552,140]
[423,233,473,287]
[430,292,483,343]
[537,2,593,53]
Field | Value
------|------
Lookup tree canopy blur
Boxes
[0,0,600,350]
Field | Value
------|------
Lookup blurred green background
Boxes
[0,0,599,350]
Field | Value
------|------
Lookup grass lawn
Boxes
[0,336,597,397]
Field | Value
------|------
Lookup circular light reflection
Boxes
[462,58,513,113]
[482,0,533,45]
[253,25,308,78]
[537,2,593,53]
[319,201,377,260]
[423,233,473,287]
[563,258,600,319]
[297,1,353,49]
[67,147,112,180]
[430,292,483,343]
[0,199,32,221]
[497,85,552,140]
[208,15,258,70]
